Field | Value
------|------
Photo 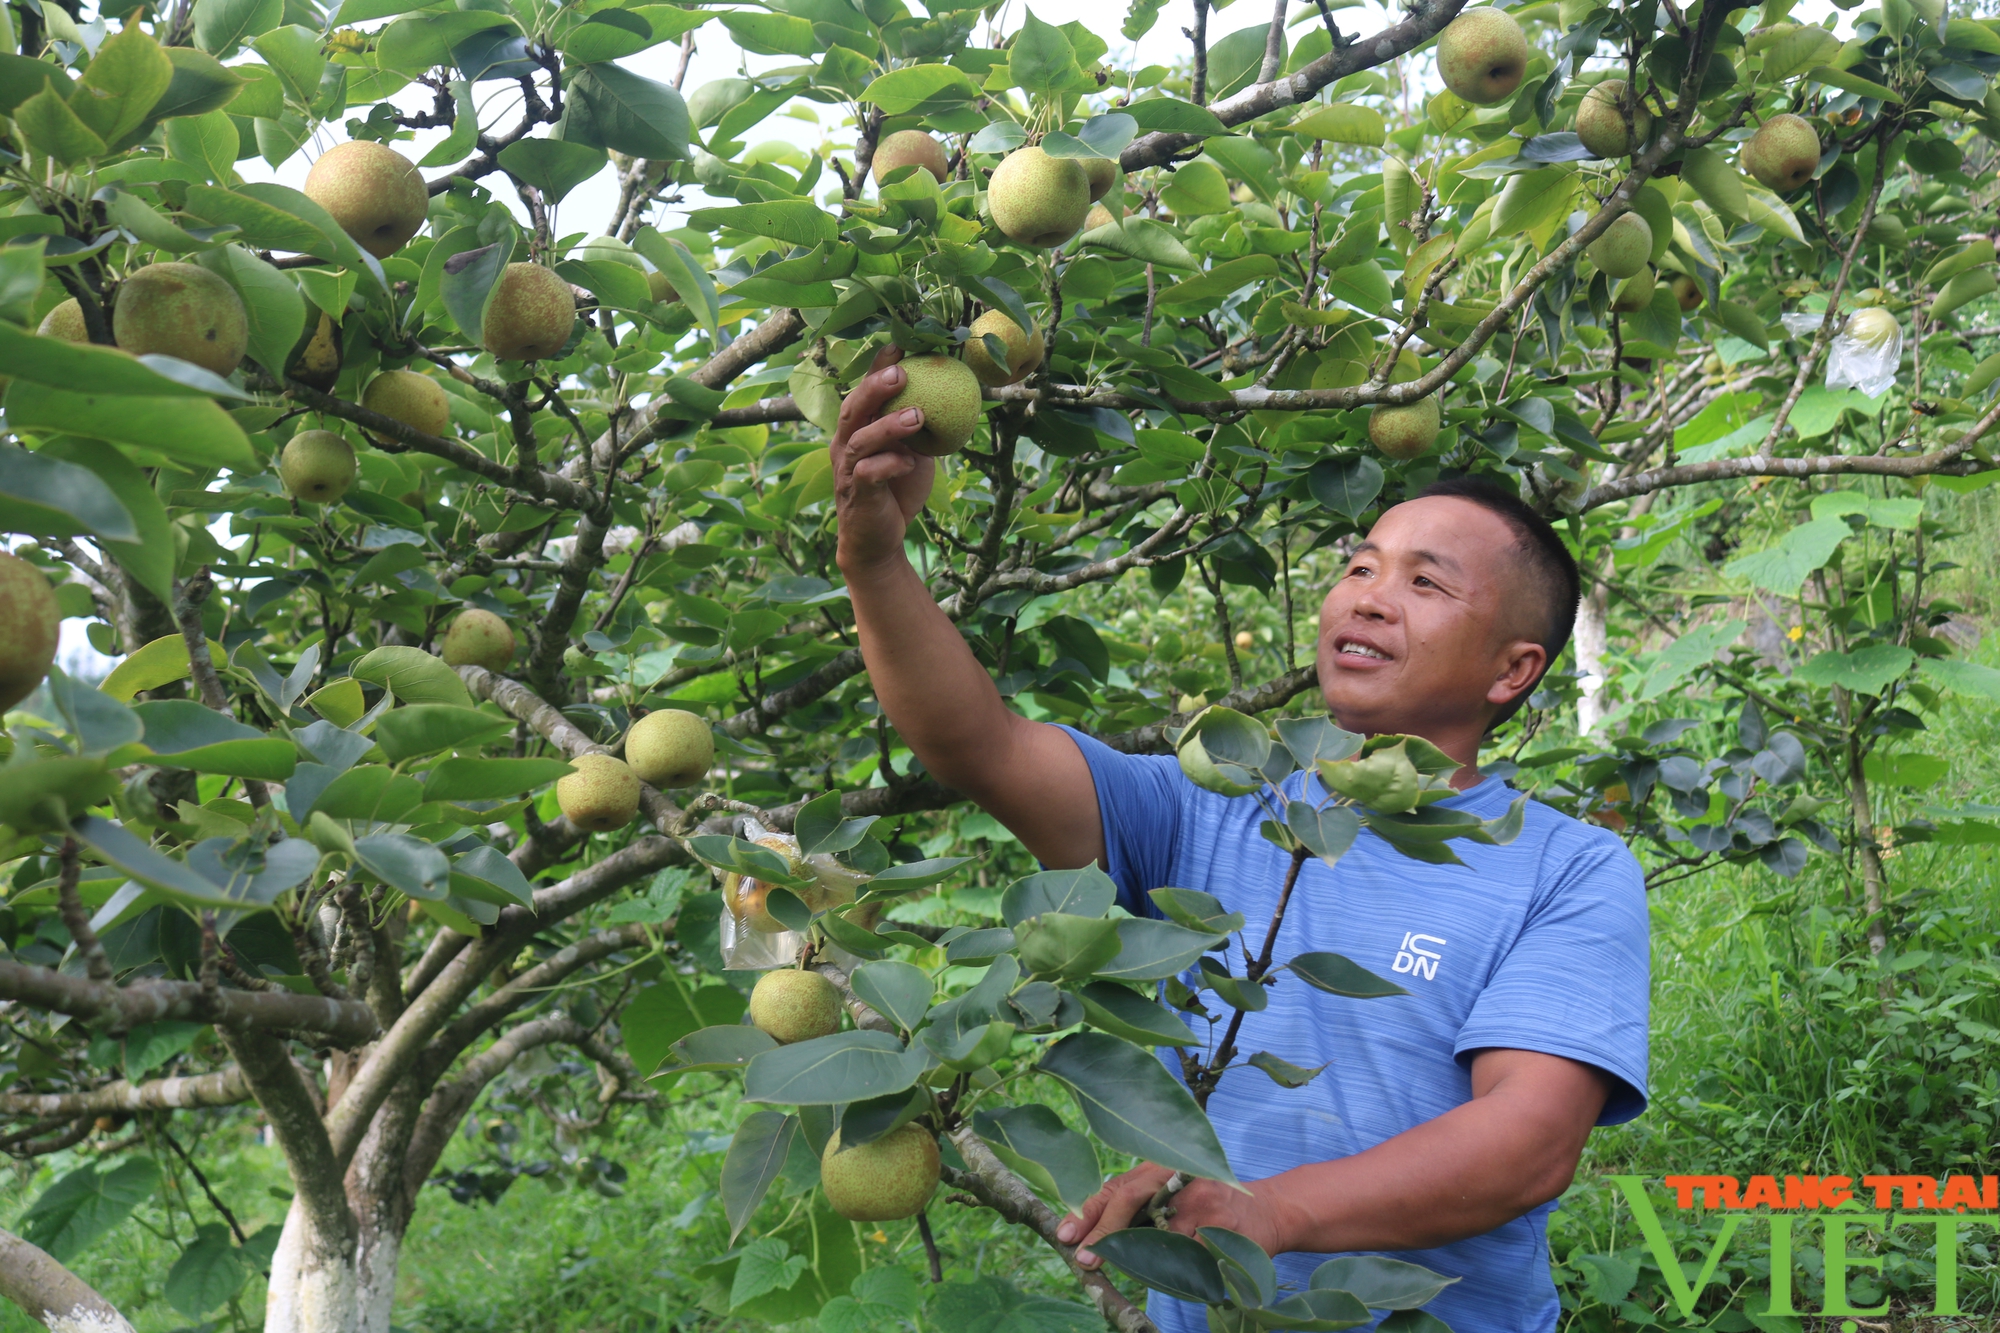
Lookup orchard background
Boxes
[2,0,2000,1324]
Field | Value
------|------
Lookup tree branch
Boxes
[222,1028,355,1252]
[0,1227,136,1333]
[0,1066,251,1117]
[0,959,379,1044]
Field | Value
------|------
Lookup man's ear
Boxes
[1486,639,1548,708]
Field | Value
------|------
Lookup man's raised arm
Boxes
[831,347,1104,870]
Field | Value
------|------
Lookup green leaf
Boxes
[1918,656,2000,701]
[498,137,607,204]
[625,981,742,1074]
[1722,516,1850,594]
[1156,255,1279,309]
[1863,751,1948,787]
[794,789,879,856]
[560,11,656,62]
[1089,1229,1228,1304]
[165,1225,254,1318]
[1122,97,1225,137]
[133,700,297,780]
[1287,951,1408,999]
[0,446,139,543]
[858,855,971,897]
[371,705,511,762]
[688,833,815,887]
[37,439,175,606]
[15,85,106,163]
[971,1104,1102,1210]
[1309,1255,1459,1308]
[1078,981,1200,1046]
[1247,1050,1325,1088]
[451,845,533,907]
[722,1111,797,1241]
[1014,912,1123,981]
[859,64,984,114]
[686,201,838,248]
[1077,215,1197,269]
[1203,23,1274,101]
[354,832,451,899]
[849,959,932,1030]
[1093,917,1224,982]
[1287,103,1384,146]
[198,244,305,380]
[439,241,508,344]
[1039,1032,1237,1183]
[999,865,1118,925]
[0,54,69,116]
[195,0,283,55]
[1288,801,1361,868]
[180,185,330,255]
[1243,1287,1372,1330]
[742,1029,928,1105]
[424,756,573,801]
[19,1158,162,1262]
[70,21,174,147]
[1807,64,1899,102]
[731,1236,808,1310]
[569,63,689,162]
[250,26,324,103]
[660,1023,777,1075]
[4,383,256,469]
[1010,10,1082,97]
[1795,644,1916,696]
[1490,166,1578,237]
[352,645,475,706]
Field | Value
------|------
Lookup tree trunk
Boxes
[0,1227,137,1333]
[1575,580,1610,735]
[263,1197,363,1333]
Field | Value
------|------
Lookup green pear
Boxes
[1668,272,1703,311]
[988,147,1091,249]
[1081,156,1119,202]
[1847,306,1899,347]
[0,551,60,713]
[37,299,87,343]
[624,708,714,788]
[1436,8,1530,106]
[1609,267,1655,314]
[440,608,514,671]
[748,969,842,1044]
[821,1123,941,1221]
[483,263,577,362]
[963,310,1044,387]
[647,270,679,304]
[112,263,247,377]
[872,130,949,186]
[556,752,641,832]
[1084,203,1118,232]
[885,354,983,456]
[1574,80,1651,158]
[287,311,342,390]
[304,140,430,259]
[1367,396,1441,460]
[278,430,357,504]
[1741,113,1820,192]
[1586,212,1652,280]
[363,369,451,438]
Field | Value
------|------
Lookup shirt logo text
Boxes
[1392,932,1446,981]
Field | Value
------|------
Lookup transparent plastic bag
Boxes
[1779,308,1901,397]
[716,818,875,970]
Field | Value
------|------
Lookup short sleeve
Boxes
[1055,726,1185,915]
[1452,830,1651,1125]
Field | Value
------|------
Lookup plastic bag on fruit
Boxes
[717,819,876,970]
[1782,307,1901,397]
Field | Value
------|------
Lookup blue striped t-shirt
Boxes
[1060,727,1650,1333]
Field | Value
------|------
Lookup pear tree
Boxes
[1,0,1999,1328]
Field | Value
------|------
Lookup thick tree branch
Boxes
[0,1227,136,1333]
[403,1012,581,1193]
[222,1028,356,1251]
[1577,441,1996,511]
[0,1066,251,1117]
[430,923,655,1068]
[0,960,378,1045]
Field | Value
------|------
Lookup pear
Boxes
[1609,268,1655,314]
[0,552,60,713]
[278,430,357,504]
[1847,306,1900,347]
[1668,272,1704,311]
[440,608,515,672]
[304,140,430,259]
[112,263,247,377]
[872,130,949,186]
[556,752,641,832]
[362,369,451,438]
[748,969,842,1044]
[1084,203,1117,232]
[821,1123,941,1221]
[624,708,714,788]
[727,873,790,934]
[287,311,342,390]
[885,354,983,456]
[962,310,1044,387]
[37,299,88,343]
[988,147,1091,249]
[1081,156,1119,202]
[574,235,645,270]
[483,263,577,362]
[647,270,679,304]
[1585,212,1652,280]
[1367,396,1441,460]
[1741,114,1820,192]
[1574,80,1651,158]
[1436,9,1530,106]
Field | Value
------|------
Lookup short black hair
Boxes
[1414,475,1580,729]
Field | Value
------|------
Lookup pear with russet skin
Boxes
[1367,396,1441,460]
[304,140,430,259]
[872,130,949,186]
[287,311,342,390]
[113,263,247,376]
[441,608,515,672]
[884,354,983,456]
[624,708,714,788]
[987,147,1091,249]
[821,1123,940,1221]
[962,310,1044,387]
[1081,156,1119,202]
[37,299,87,342]
[278,430,357,503]
[748,969,841,1044]
[1741,113,1821,192]
[363,369,451,438]
[1669,272,1703,311]
[1586,212,1652,280]
[556,752,641,832]
[1436,8,1530,106]
[483,263,577,362]
[1574,79,1652,158]
[0,552,60,713]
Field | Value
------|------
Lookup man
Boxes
[831,347,1649,1333]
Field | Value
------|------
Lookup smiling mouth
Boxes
[1333,639,1390,662]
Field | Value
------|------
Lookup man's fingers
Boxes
[843,409,926,464]
[1071,1174,1162,1268]
[833,357,908,442]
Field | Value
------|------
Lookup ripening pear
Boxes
[1574,80,1652,158]
[1586,212,1652,280]
[647,270,679,304]
[556,752,641,832]
[1436,8,1530,106]
[37,299,87,342]
[483,262,577,362]
[1668,272,1703,311]
[363,369,451,438]
[885,354,983,456]
[1609,268,1655,314]
[748,969,842,1045]
[278,429,357,504]
[1367,396,1441,460]
[963,310,1044,387]
[113,263,247,377]
[988,147,1091,249]
[1847,306,1900,347]
[872,130,949,186]
[0,552,60,713]
[624,708,714,788]
[288,311,342,390]
[304,140,430,259]
[822,1123,941,1221]
[441,608,515,672]
[1084,203,1117,232]
[1741,114,1820,192]
[1081,156,1119,202]
[727,873,788,933]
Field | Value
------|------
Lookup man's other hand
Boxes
[1056,1165,1291,1269]
[832,345,933,573]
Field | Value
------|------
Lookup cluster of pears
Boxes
[551,706,716,832]
[0,551,60,713]
[746,965,940,1221]
[40,263,250,378]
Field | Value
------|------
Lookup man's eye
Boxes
[1413,576,1434,588]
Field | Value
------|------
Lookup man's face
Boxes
[1315,496,1548,743]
